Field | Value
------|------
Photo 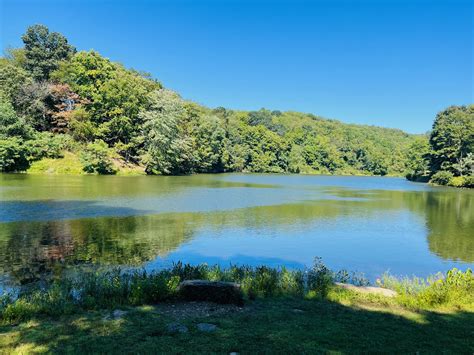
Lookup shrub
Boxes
[249,266,281,297]
[448,176,465,187]
[1,299,38,323]
[380,268,474,309]
[0,137,30,172]
[306,257,334,297]
[25,132,70,161]
[448,176,474,188]
[430,170,453,185]
[405,172,430,183]
[80,140,116,174]
[462,176,474,188]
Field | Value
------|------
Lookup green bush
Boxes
[405,172,430,183]
[430,170,453,185]
[448,176,474,188]
[25,132,69,161]
[306,258,334,297]
[462,176,474,188]
[448,176,464,187]
[80,140,117,174]
[0,137,30,172]
[380,268,474,309]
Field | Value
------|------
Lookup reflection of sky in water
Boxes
[147,210,466,280]
[1,186,323,222]
[0,174,473,282]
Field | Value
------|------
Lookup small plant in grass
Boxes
[306,257,334,297]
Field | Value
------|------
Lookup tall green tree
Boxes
[405,136,430,179]
[21,25,76,80]
[193,114,227,173]
[52,51,160,157]
[140,89,195,175]
[0,94,32,139]
[429,105,474,175]
[0,62,33,102]
[0,95,32,172]
[14,81,51,131]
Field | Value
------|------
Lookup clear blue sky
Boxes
[1,0,472,133]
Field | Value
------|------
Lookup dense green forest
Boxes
[0,25,472,185]
[406,105,474,187]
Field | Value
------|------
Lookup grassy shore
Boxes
[24,151,401,177]
[0,262,473,353]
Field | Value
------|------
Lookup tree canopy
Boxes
[406,105,474,187]
[22,24,76,80]
[1,24,470,187]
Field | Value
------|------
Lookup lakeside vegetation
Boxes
[2,261,473,324]
[406,105,474,188]
[0,25,424,177]
[0,261,472,352]
[1,25,472,186]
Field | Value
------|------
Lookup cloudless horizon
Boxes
[1,0,472,133]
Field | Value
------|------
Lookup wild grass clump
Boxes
[169,262,305,298]
[0,260,345,323]
[1,260,471,324]
[379,268,474,310]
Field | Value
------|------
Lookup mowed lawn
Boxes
[1,293,473,354]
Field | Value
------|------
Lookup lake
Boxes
[0,173,473,286]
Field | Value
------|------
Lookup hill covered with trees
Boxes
[1,25,471,182]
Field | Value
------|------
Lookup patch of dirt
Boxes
[151,301,247,321]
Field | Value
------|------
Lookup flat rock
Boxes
[167,322,189,334]
[178,280,244,305]
[112,309,127,318]
[103,309,128,320]
[335,282,397,297]
[196,323,218,332]
[292,308,305,313]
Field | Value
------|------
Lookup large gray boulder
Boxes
[178,280,244,305]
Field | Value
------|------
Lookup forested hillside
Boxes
[0,25,442,177]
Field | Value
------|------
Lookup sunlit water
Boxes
[0,173,473,285]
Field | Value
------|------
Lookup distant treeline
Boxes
[0,25,472,183]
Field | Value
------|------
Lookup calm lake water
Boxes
[0,173,473,285]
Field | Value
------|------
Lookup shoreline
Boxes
[0,263,472,352]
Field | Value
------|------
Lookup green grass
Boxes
[379,268,474,311]
[27,152,84,175]
[0,294,473,354]
[0,262,473,353]
[27,151,146,176]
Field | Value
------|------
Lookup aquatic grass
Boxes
[0,260,333,323]
[379,268,474,310]
[0,261,472,324]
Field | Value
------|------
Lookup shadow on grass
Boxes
[1,298,473,353]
